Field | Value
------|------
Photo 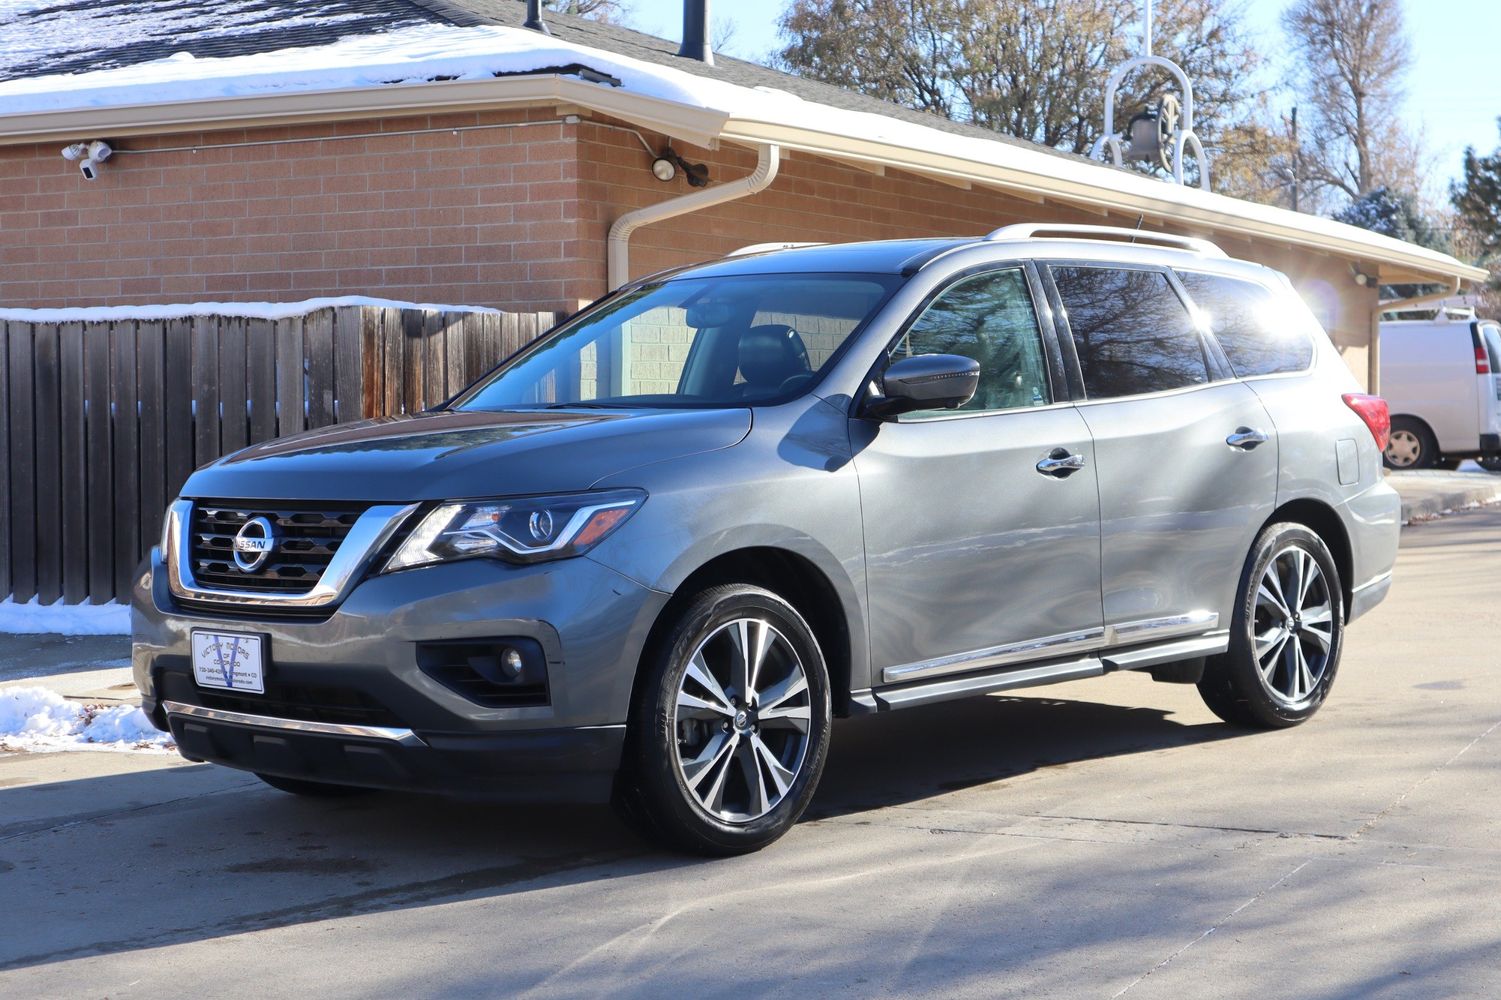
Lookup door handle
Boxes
[1226,427,1269,451]
[1036,448,1087,478]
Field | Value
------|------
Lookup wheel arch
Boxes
[633,546,858,716]
[1263,498,1354,621]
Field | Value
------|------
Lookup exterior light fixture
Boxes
[61,139,112,180]
[652,146,710,188]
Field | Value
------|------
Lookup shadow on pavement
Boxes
[0,688,1239,972]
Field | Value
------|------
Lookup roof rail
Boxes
[726,241,827,257]
[985,224,1227,258]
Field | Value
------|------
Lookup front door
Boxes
[1045,262,1278,637]
[855,266,1104,688]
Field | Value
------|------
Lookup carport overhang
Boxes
[0,69,1484,394]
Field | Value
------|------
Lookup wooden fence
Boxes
[1,305,564,606]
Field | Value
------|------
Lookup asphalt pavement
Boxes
[2,507,1499,998]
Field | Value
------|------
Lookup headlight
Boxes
[383,489,645,572]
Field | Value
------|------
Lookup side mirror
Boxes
[864,353,980,418]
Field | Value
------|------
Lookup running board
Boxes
[871,632,1230,711]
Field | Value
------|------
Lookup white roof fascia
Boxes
[0,74,729,150]
[718,118,1488,285]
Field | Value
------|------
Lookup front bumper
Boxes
[132,550,668,802]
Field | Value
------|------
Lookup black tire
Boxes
[614,584,831,856]
[1198,523,1344,729]
[1435,458,1461,471]
[1383,416,1438,470]
[1479,456,1501,473]
[255,772,370,797]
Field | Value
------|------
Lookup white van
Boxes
[1379,308,1501,469]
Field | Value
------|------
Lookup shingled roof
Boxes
[0,0,1068,163]
[0,0,438,82]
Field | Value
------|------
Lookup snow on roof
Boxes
[0,295,501,324]
[0,20,1483,283]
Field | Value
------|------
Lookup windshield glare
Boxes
[454,272,901,410]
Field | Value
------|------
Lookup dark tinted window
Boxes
[1175,271,1315,376]
[890,268,1051,419]
[1052,266,1209,398]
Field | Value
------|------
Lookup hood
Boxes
[181,407,752,502]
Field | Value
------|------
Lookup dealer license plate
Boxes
[191,631,266,694]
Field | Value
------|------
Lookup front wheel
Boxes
[1198,523,1344,729]
[1479,456,1501,473]
[614,584,831,855]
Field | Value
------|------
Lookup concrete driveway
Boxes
[2,508,1499,999]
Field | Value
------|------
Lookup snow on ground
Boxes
[0,686,172,753]
[0,598,130,635]
[0,294,499,324]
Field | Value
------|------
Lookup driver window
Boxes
[891,268,1051,419]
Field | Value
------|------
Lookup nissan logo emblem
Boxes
[232,516,277,572]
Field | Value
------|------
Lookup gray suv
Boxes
[133,225,1400,854]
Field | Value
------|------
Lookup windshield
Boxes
[453,272,902,410]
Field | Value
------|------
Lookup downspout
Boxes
[607,143,781,290]
[1367,276,1463,395]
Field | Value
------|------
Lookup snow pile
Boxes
[0,687,172,753]
[0,294,501,325]
[0,598,130,635]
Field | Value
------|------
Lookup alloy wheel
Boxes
[673,617,812,824]
[1385,429,1421,468]
[1252,545,1335,707]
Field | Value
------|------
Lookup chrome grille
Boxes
[189,502,369,594]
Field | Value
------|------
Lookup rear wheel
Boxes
[1198,523,1344,729]
[256,773,369,797]
[614,584,831,855]
[1383,417,1437,469]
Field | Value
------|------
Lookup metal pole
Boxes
[1291,106,1300,213]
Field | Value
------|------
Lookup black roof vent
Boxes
[676,0,712,65]
[524,0,551,35]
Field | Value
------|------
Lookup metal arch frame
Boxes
[1089,0,1212,191]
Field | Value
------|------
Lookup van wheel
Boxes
[1479,456,1501,473]
[1383,417,1437,469]
[256,773,369,797]
[614,584,831,856]
[1198,523,1344,729]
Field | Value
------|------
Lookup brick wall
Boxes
[0,106,1377,385]
[0,108,587,311]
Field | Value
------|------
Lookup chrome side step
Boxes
[871,631,1231,712]
[162,700,426,747]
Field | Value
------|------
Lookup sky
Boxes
[621,0,1501,193]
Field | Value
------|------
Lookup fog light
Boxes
[500,646,525,678]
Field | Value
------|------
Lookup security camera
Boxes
[79,158,100,181]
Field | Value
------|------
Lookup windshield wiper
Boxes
[542,401,617,409]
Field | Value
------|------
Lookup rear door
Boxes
[855,265,1104,688]
[1043,262,1278,640]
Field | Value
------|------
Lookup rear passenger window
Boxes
[890,268,1052,418]
[1051,266,1209,398]
[1175,271,1314,376]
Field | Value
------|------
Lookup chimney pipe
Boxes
[524,0,550,35]
[676,0,713,65]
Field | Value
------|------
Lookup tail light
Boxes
[1343,393,1390,451]
[1477,344,1491,375]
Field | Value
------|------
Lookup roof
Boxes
[0,0,435,82]
[0,1,1485,288]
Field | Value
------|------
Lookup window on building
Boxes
[888,268,1051,419]
[1051,266,1210,398]
[1175,271,1315,377]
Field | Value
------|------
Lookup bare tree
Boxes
[1281,0,1414,202]
[547,0,630,23]
[776,0,1268,185]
